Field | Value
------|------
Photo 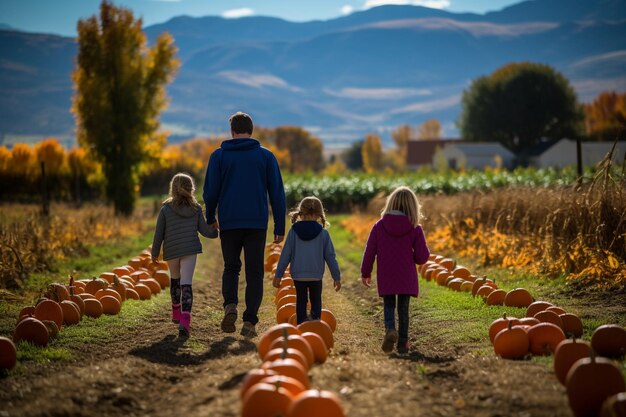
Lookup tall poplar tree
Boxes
[72,1,179,214]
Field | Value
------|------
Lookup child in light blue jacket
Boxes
[273,196,341,324]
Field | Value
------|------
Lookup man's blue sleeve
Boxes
[203,151,221,225]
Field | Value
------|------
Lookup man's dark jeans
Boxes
[294,280,322,324]
[220,229,266,325]
[383,294,411,342]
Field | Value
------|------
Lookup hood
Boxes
[380,213,413,237]
[166,202,199,218]
[292,221,323,241]
[221,138,261,151]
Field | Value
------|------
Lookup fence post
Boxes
[40,161,49,216]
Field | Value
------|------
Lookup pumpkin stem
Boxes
[69,274,75,296]
[507,321,513,330]
[281,328,289,359]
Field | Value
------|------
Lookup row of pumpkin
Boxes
[0,247,170,371]
[423,254,626,417]
[239,243,346,417]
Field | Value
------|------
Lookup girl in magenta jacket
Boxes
[360,186,430,354]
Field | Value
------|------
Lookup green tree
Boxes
[342,140,363,171]
[72,1,179,215]
[362,133,383,173]
[458,62,583,153]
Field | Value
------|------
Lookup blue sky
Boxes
[1,0,521,36]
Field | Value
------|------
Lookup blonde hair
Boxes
[164,173,198,208]
[381,186,422,227]
[289,196,328,227]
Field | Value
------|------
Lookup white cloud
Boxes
[390,94,460,114]
[222,8,255,19]
[341,5,354,15]
[217,71,302,92]
[363,0,451,10]
[324,87,432,100]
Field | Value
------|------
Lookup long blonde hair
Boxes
[289,196,328,227]
[381,186,422,227]
[164,173,198,208]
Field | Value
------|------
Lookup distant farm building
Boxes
[406,139,514,170]
[528,139,625,168]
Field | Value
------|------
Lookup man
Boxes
[203,112,286,337]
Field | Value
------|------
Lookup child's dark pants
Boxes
[294,280,322,324]
[383,294,411,343]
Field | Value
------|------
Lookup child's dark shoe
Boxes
[397,340,410,354]
[179,312,191,336]
[172,304,181,323]
[382,328,398,353]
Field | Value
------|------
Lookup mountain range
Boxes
[1,0,625,147]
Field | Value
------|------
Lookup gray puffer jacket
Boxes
[151,202,217,261]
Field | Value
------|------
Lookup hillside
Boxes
[1,0,625,144]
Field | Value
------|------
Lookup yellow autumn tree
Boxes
[584,91,626,141]
[362,133,383,173]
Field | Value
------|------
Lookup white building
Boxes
[530,139,625,168]
[433,142,515,170]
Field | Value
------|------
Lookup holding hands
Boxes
[272,277,281,288]
[333,280,341,292]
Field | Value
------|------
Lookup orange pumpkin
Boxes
[566,355,626,417]
[300,331,329,364]
[153,270,170,289]
[100,295,122,315]
[280,278,295,289]
[600,392,626,417]
[72,281,87,292]
[288,389,346,417]
[17,306,35,323]
[44,283,69,302]
[504,288,533,308]
[476,285,495,299]
[108,277,127,302]
[518,317,540,327]
[591,324,626,359]
[528,322,565,355]
[83,298,103,318]
[546,306,567,315]
[141,278,162,295]
[276,303,297,324]
[275,286,296,303]
[489,314,521,344]
[240,368,277,399]
[560,313,584,338]
[446,278,465,291]
[534,310,565,330]
[99,272,117,284]
[258,375,306,398]
[42,320,59,339]
[263,347,310,371]
[460,281,474,292]
[277,294,297,309]
[34,299,64,329]
[485,289,506,305]
[452,266,471,280]
[438,258,455,271]
[112,266,131,277]
[257,323,302,359]
[261,358,309,388]
[13,317,49,347]
[0,336,17,370]
[297,320,334,350]
[95,288,123,304]
[130,270,150,282]
[60,300,81,325]
[268,335,315,369]
[471,277,494,297]
[125,288,140,300]
[241,382,293,417]
[435,270,452,286]
[85,277,108,295]
[133,283,152,300]
[78,293,96,301]
[128,257,143,270]
[493,321,529,359]
[553,338,592,386]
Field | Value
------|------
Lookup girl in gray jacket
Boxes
[273,196,341,324]
[152,173,217,336]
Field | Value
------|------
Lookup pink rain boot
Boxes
[172,304,181,323]
[179,312,191,336]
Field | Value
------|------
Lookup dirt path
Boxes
[1,236,576,417]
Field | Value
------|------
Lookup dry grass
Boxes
[344,157,626,289]
[0,202,153,290]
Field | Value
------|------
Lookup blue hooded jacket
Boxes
[274,221,341,282]
[203,138,286,236]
